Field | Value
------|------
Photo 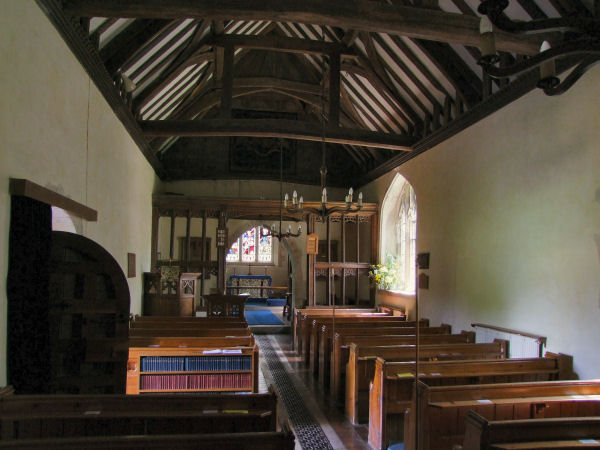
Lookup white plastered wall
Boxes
[0,0,158,385]
[364,67,600,379]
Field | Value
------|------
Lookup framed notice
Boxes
[216,228,228,247]
[306,233,318,255]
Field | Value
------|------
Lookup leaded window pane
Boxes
[226,239,239,262]
[241,228,256,262]
[258,228,272,263]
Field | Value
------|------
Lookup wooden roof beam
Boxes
[140,118,415,151]
[209,33,357,58]
[63,0,543,55]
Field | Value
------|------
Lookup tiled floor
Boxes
[257,332,371,450]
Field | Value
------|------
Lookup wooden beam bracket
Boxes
[9,178,98,221]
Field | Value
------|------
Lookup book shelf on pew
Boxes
[126,346,259,394]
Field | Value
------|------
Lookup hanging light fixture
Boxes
[477,0,600,96]
[283,25,364,219]
[265,138,302,241]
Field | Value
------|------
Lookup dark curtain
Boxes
[6,195,52,394]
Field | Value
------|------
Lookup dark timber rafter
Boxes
[100,19,170,76]
[140,118,415,151]
[210,34,357,58]
[46,0,585,185]
[133,21,212,112]
[63,0,543,55]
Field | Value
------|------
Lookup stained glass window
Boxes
[226,240,239,262]
[227,226,272,264]
[258,230,272,263]
[241,228,256,262]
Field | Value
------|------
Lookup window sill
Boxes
[378,289,415,296]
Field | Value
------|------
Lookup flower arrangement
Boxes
[369,254,400,290]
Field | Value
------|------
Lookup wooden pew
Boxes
[127,336,255,348]
[296,310,389,356]
[293,308,381,352]
[330,330,473,400]
[132,315,247,322]
[462,411,600,450]
[307,318,427,372]
[129,328,252,337]
[294,307,379,346]
[319,323,450,395]
[130,321,249,330]
[368,354,574,450]
[130,317,248,329]
[409,379,600,450]
[0,430,296,449]
[346,340,508,425]
[0,388,279,440]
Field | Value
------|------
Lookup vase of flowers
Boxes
[369,254,399,290]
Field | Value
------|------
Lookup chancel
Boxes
[1,1,599,449]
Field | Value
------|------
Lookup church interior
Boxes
[1,0,600,448]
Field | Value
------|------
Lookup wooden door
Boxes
[48,231,130,393]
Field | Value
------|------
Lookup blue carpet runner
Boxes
[244,309,284,325]
[256,336,334,450]
[245,297,287,307]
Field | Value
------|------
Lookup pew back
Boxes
[345,341,507,425]
[0,389,278,440]
[293,308,381,351]
[128,328,252,337]
[368,354,574,450]
[0,431,296,449]
[330,331,474,398]
[462,411,600,450]
[126,336,255,348]
[411,379,600,450]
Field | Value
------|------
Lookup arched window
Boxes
[395,183,416,293]
[226,226,273,264]
[380,174,417,294]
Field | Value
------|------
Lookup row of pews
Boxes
[0,307,296,449]
[0,386,293,449]
[293,306,599,450]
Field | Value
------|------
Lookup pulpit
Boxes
[143,268,201,316]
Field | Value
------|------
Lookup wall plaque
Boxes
[216,228,228,247]
[127,253,136,278]
[306,233,318,255]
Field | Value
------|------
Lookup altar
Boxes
[226,274,272,297]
